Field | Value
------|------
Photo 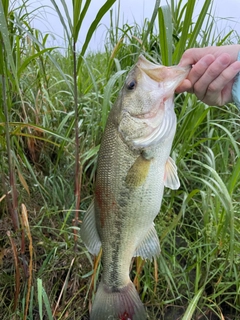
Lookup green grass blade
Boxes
[42,286,53,320]
[37,278,43,320]
[17,48,55,77]
[158,254,179,296]
[173,0,196,63]
[77,0,117,70]
[228,156,240,196]
[72,0,82,37]
[29,286,34,320]
[182,286,204,320]
[37,278,53,320]
[0,0,17,84]
[0,122,72,143]
[187,0,212,49]
[210,121,239,156]
[101,69,127,129]
[141,0,161,49]
[193,160,233,212]
[13,16,74,93]
[75,0,91,42]
[158,5,172,66]
[49,0,72,42]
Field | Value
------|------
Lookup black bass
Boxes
[81,55,190,320]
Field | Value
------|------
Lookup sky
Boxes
[25,0,240,51]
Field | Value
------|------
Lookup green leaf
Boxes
[17,47,55,77]
[101,69,127,129]
[141,0,161,49]
[158,5,172,66]
[0,0,18,84]
[228,155,240,196]
[173,0,196,63]
[49,0,72,43]
[187,0,212,49]
[182,286,204,320]
[37,278,43,320]
[42,286,53,320]
[13,16,74,94]
[72,0,82,42]
[210,121,239,157]
[74,0,91,43]
[77,0,117,70]
[193,160,233,212]
[0,122,72,143]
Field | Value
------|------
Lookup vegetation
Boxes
[0,0,240,319]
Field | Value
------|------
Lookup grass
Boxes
[0,0,240,319]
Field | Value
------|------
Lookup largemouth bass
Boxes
[81,55,190,320]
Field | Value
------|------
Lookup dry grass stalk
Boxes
[21,204,33,320]
[7,231,20,311]
[53,257,76,317]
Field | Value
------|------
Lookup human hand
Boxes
[176,45,240,106]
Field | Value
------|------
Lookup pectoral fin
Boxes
[126,155,151,187]
[80,201,101,256]
[164,156,180,190]
[133,223,160,259]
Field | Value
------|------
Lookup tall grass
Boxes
[0,0,240,319]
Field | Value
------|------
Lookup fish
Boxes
[80,55,190,320]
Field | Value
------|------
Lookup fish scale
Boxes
[80,55,190,320]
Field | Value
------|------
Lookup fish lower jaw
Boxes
[133,100,164,120]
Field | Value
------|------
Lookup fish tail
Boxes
[90,280,147,320]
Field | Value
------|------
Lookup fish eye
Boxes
[127,80,137,90]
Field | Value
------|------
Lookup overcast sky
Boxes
[26,0,240,51]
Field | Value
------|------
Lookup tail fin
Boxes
[90,280,147,320]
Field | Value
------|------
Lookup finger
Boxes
[187,54,215,87]
[203,60,240,105]
[179,45,240,67]
[179,48,215,66]
[178,48,207,66]
[176,54,215,94]
[193,53,231,100]
[175,79,192,93]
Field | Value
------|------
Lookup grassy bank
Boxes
[0,0,240,319]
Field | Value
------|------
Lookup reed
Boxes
[0,0,239,319]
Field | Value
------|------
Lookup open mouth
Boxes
[137,55,191,87]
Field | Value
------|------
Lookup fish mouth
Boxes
[131,56,190,147]
[137,55,191,93]
[130,64,189,121]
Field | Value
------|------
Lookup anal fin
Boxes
[133,223,160,259]
[80,201,101,256]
